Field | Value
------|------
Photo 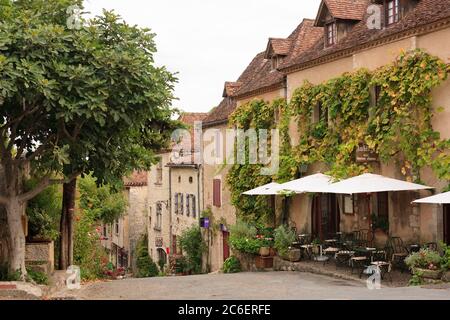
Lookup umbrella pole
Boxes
[368,193,372,242]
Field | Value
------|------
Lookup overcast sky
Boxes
[83,0,322,113]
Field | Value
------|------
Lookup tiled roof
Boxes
[223,82,243,97]
[124,171,148,187]
[178,112,208,150]
[279,19,324,70]
[282,0,450,72]
[265,38,293,58]
[203,52,269,125]
[316,0,370,25]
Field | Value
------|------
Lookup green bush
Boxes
[0,264,21,281]
[178,226,206,274]
[223,256,241,273]
[136,234,159,278]
[274,225,296,257]
[405,248,442,270]
[229,220,263,255]
[440,242,450,270]
[25,180,61,241]
[26,268,49,285]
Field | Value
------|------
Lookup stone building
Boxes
[100,171,148,273]
[146,113,207,269]
[203,0,450,271]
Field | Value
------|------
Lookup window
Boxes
[155,202,162,230]
[174,193,184,215]
[186,194,190,217]
[192,195,197,218]
[189,177,193,184]
[103,225,107,237]
[271,56,278,70]
[386,0,400,25]
[156,161,163,185]
[115,220,119,235]
[313,102,327,125]
[326,22,337,46]
[213,179,221,207]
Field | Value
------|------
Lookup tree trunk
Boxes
[5,197,26,278]
[59,178,77,270]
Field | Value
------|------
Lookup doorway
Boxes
[311,194,340,241]
[444,204,450,245]
[222,231,230,262]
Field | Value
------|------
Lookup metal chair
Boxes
[387,236,409,272]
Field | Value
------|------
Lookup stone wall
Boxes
[25,241,54,275]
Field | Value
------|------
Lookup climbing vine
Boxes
[227,49,450,220]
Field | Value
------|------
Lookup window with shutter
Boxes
[186,194,190,217]
[192,195,197,218]
[174,193,179,215]
[213,179,221,207]
[180,193,184,215]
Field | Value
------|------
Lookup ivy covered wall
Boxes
[227,50,450,222]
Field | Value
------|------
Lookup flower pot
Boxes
[442,271,450,282]
[288,249,301,262]
[259,247,270,257]
[269,247,276,257]
[255,256,273,269]
[413,268,443,280]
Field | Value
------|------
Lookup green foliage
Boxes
[227,99,280,222]
[274,225,296,257]
[174,256,189,274]
[25,179,62,241]
[226,50,449,223]
[440,242,450,270]
[136,234,159,278]
[178,225,206,274]
[26,268,49,285]
[0,264,21,281]
[78,175,126,224]
[405,248,442,270]
[223,256,241,273]
[409,269,425,286]
[228,220,263,255]
[73,175,125,280]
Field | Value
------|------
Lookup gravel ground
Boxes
[61,272,450,300]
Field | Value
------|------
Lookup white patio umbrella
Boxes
[326,173,433,194]
[280,173,334,193]
[413,191,450,204]
[242,182,283,195]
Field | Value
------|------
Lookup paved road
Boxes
[67,272,450,300]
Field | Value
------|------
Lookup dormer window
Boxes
[386,0,400,25]
[326,22,337,46]
[271,56,279,70]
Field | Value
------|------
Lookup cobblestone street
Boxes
[60,272,450,300]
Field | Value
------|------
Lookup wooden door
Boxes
[222,231,230,261]
[444,204,450,245]
[311,194,340,240]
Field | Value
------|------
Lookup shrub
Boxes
[405,248,442,270]
[440,242,450,270]
[178,226,206,274]
[223,256,241,273]
[136,234,159,278]
[26,268,49,285]
[274,225,296,257]
[229,220,263,255]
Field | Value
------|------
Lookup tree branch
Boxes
[18,172,81,203]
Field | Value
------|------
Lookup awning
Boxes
[280,173,334,193]
[413,191,450,204]
[242,182,283,195]
[326,173,433,194]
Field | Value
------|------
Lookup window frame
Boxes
[155,201,163,231]
[213,179,222,208]
[386,0,400,25]
[325,22,337,46]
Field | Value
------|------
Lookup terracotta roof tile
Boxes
[317,0,370,24]
[124,171,148,187]
[265,38,293,58]
[223,81,243,97]
[282,0,450,71]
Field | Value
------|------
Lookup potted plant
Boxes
[311,238,322,256]
[405,248,443,280]
[274,225,299,262]
[440,242,450,282]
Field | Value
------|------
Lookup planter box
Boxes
[288,249,301,262]
[413,268,442,280]
[255,256,273,269]
[25,241,54,275]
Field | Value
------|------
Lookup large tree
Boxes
[0,0,178,276]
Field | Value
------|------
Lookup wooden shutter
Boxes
[180,194,184,215]
[186,194,190,217]
[213,179,221,207]
[174,193,178,214]
[192,195,196,218]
